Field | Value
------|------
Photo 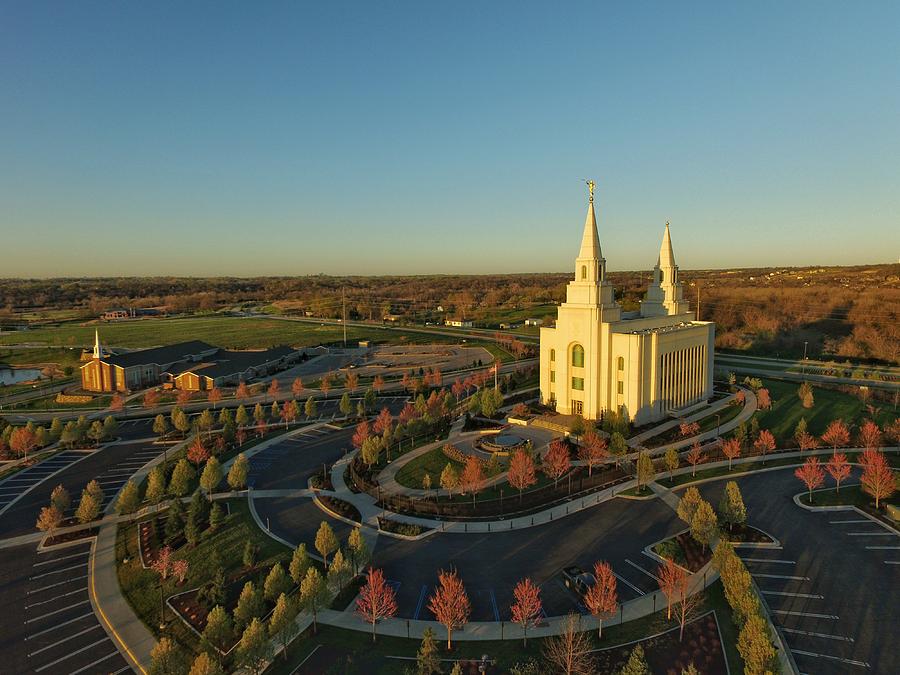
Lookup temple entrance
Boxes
[572,400,583,415]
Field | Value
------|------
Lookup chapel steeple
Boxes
[93,329,104,360]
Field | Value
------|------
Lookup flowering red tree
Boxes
[734,390,745,405]
[797,431,819,453]
[460,455,484,507]
[821,419,850,454]
[320,374,332,398]
[151,545,174,627]
[187,437,210,467]
[141,389,159,409]
[686,442,704,477]
[172,558,189,584]
[578,431,608,476]
[583,560,617,638]
[451,378,465,402]
[721,438,741,471]
[398,402,417,425]
[543,439,571,488]
[508,449,537,502]
[345,371,359,393]
[266,378,280,402]
[281,400,298,428]
[291,377,304,399]
[679,421,700,439]
[176,389,193,405]
[352,420,370,450]
[356,568,398,643]
[373,408,393,436]
[110,392,126,411]
[860,450,896,509]
[235,381,250,401]
[756,388,772,410]
[372,375,385,392]
[510,577,542,646]
[657,558,686,620]
[207,387,222,409]
[753,429,776,463]
[10,427,37,461]
[825,452,851,493]
[795,456,825,503]
[427,569,471,649]
[858,420,882,452]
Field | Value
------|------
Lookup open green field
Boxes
[752,378,897,445]
[0,316,475,350]
[394,446,464,489]
[0,346,83,368]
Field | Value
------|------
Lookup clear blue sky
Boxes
[3,1,898,277]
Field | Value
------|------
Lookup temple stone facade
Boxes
[539,189,715,425]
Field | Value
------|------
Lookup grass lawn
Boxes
[393,446,465,489]
[645,403,744,448]
[116,498,292,652]
[752,378,896,446]
[802,483,899,511]
[268,580,743,675]
[0,346,83,368]
[0,316,470,351]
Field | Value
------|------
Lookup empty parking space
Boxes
[20,543,131,675]
[0,452,86,515]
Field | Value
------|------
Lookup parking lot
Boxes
[695,469,899,674]
[0,451,90,517]
[0,541,130,674]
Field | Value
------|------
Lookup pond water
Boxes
[0,368,43,386]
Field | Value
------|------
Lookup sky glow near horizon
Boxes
[2,1,899,278]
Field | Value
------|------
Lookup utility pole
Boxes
[696,285,700,321]
[342,287,347,348]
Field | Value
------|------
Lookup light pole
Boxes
[802,341,808,374]
[715,413,721,438]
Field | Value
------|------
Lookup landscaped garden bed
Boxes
[723,523,775,544]
[377,517,427,537]
[653,532,712,572]
[318,495,361,522]
[43,526,98,547]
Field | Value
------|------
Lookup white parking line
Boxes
[790,649,869,669]
[846,532,894,537]
[34,636,111,671]
[829,519,871,524]
[772,609,838,619]
[612,572,645,595]
[25,599,91,623]
[741,557,796,564]
[754,573,809,580]
[34,551,89,566]
[27,575,89,593]
[760,590,823,599]
[625,558,660,582]
[25,612,94,640]
[27,623,101,656]
[30,563,87,580]
[782,627,853,642]
[865,546,900,550]
[884,561,900,565]
[26,588,85,608]
[68,652,122,675]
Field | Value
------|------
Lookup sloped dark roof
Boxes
[106,341,216,368]
[173,346,296,380]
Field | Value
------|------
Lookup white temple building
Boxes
[539,187,715,425]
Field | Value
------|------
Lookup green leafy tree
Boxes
[197,409,215,438]
[235,404,250,428]
[171,407,191,437]
[609,431,627,467]
[115,480,141,517]
[339,392,352,416]
[218,407,233,427]
[201,604,232,658]
[364,387,377,411]
[209,502,224,531]
[690,499,718,551]
[146,466,167,507]
[243,540,258,569]
[718,481,747,531]
[186,490,209,546]
[664,446,679,482]
[253,402,266,428]
[619,644,650,675]
[49,417,63,440]
[327,548,351,592]
[165,498,186,543]
[189,651,223,675]
[102,415,117,439]
[75,490,100,524]
[149,637,188,675]
[304,396,317,419]
[264,562,292,602]
[236,617,271,675]
[289,543,311,584]
[153,414,169,439]
[227,453,249,490]
[88,420,105,446]
[416,627,441,675]
[168,458,195,497]
[50,484,70,512]
[269,592,299,661]
[200,456,222,500]
[676,486,701,525]
[233,581,264,629]
[737,614,776,675]
[299,567,331,633]
[315,521,338,566]
[636,451,654,491]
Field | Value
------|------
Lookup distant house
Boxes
[102,308,131,321]
[445,318,473,328]
[167,346,298,391]
[383,314,402,323]
[524,318,544,326]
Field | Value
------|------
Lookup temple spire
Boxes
[659,221,675,269]
[93,329,103,359]
[578,181,601,261]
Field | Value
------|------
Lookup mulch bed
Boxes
[139,515,186,567]
[310,473,334,491]
[44,527,98,547]
[675,532,713,572]
[319,495,361,522]
[593,611,727,675]
[725,523,775,544]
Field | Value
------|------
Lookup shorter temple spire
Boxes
[93,329,103,359]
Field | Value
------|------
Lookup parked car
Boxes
[562,565,596,597]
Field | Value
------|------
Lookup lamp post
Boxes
[715,413,721,438]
